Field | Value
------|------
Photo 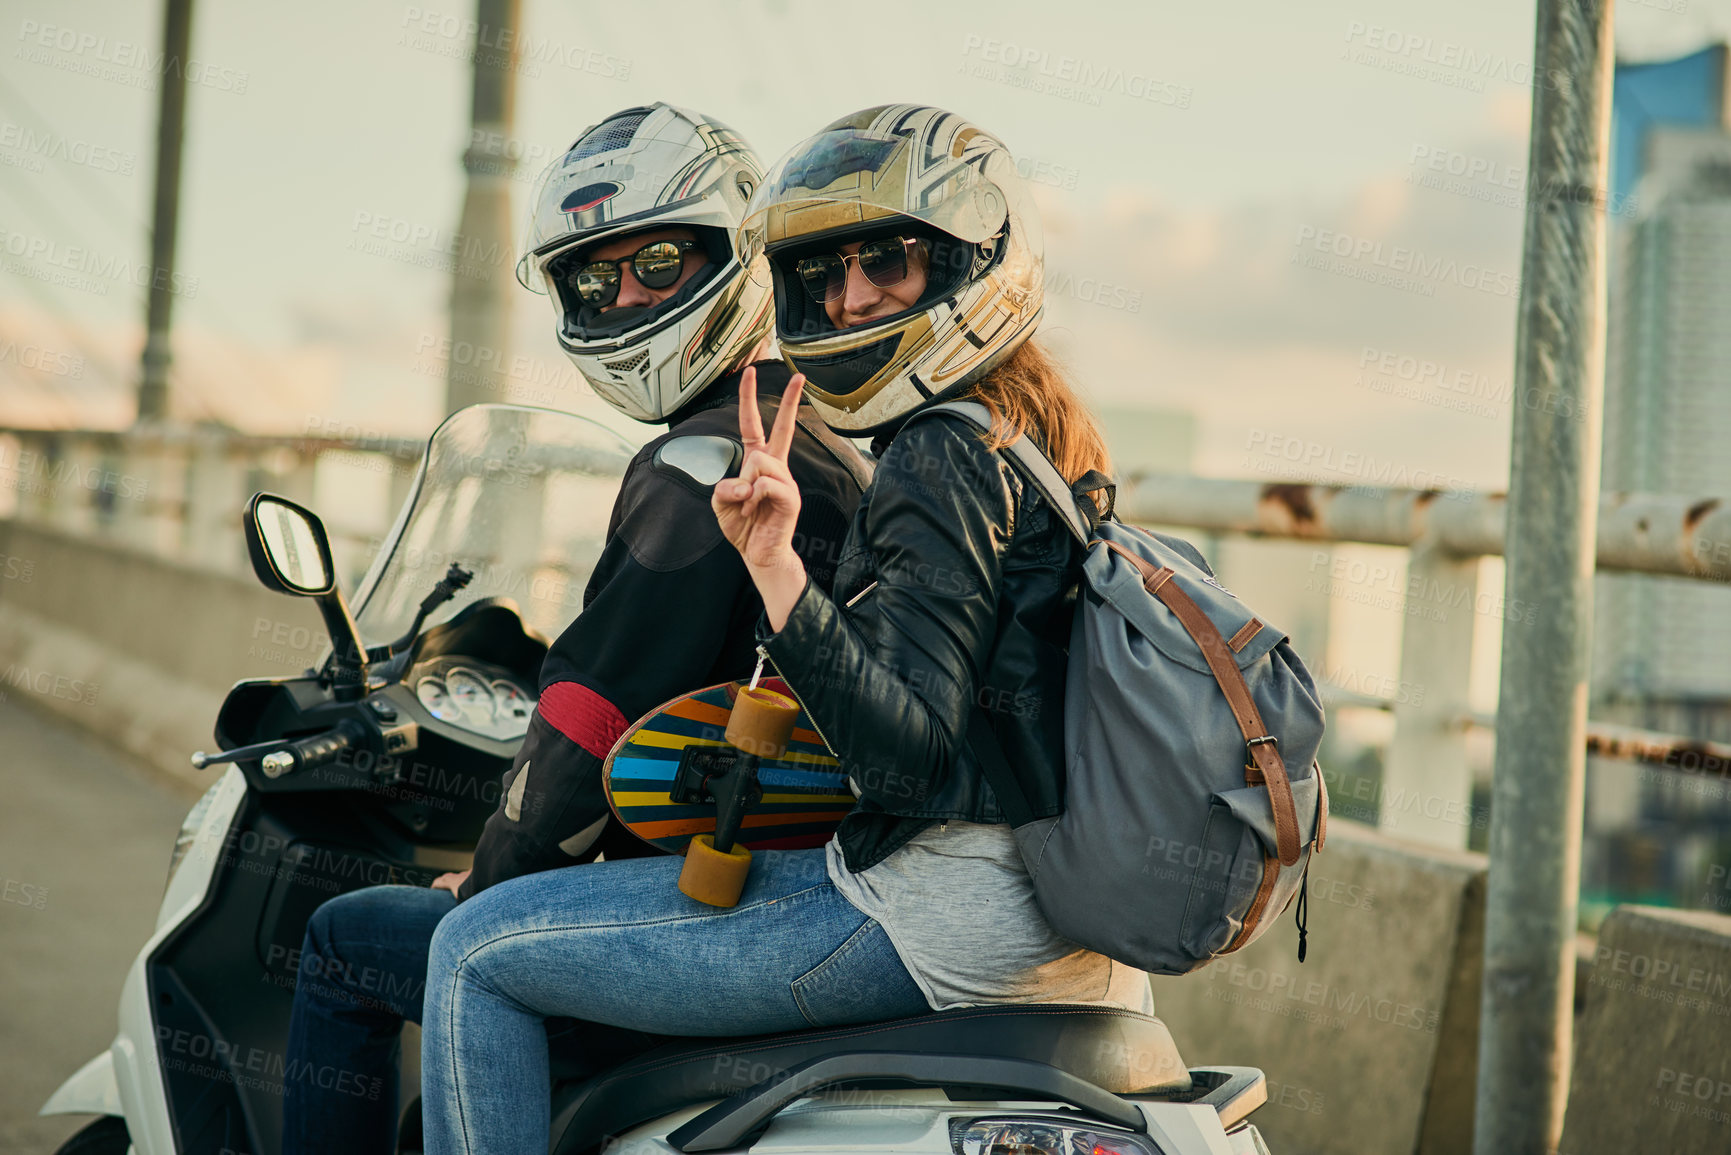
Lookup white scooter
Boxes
[41,404,1277,1155]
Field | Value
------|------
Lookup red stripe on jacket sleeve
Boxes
[537,681,630,759]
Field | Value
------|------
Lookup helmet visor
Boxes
[736,125,1011,276]
[517,138,741,292]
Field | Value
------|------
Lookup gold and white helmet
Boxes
[517,103,774,423]
[737,105,1043,435]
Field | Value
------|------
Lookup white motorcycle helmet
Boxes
[517,103,775,423]
[737,104,1044,435]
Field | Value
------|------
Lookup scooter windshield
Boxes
[350,404,635,646]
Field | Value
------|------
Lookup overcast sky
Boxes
[6,0,1728,471]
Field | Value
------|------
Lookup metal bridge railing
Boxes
[1117,474,1731,848]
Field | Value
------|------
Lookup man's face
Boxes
[580,226,708,311]
[824,238,929,330]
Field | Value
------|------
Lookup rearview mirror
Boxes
[243,492,370,698]
[245,494,335,596]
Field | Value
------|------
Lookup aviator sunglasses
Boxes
[553,238,700,308]
[794,236,928,304]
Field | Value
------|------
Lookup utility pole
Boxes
[136,0,193,424]
[446,0,521,413]
[1474,1,1613,1152]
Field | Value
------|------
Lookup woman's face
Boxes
[824,239,929,330]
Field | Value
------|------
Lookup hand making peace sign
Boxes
[712,367,811,629]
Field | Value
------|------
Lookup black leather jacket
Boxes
[763,409,1081,872]
[460,363,871,900]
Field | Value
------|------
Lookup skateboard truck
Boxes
[676,685,800,908]
[670,747,764,852]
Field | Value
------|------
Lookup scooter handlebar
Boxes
[261,721,366,779]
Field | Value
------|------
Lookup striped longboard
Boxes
[602,678,852,855]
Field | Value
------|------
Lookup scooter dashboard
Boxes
[409,655,536,742]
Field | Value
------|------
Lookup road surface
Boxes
[0,695,195,1154]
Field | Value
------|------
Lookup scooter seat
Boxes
[549,1004,1190,1153]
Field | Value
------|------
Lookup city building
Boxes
[1585,45,1731,916]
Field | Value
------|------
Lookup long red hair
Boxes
[966,338,1114,494]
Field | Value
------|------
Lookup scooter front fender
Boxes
[38,767,249,1155]
[112,768,250,1155]
[39,1048,123,1118]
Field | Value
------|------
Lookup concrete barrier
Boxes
[1148,819,1487,1155]
[0,519,328,790]
[1559,906,1731,1154]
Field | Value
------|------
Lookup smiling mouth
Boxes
[848,304,901,324]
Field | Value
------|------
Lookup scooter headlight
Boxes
[951,1117,1163,1155]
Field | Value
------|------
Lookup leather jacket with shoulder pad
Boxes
[460,361,872,899]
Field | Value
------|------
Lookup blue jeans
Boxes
[282,884,668,1154]
[282,884,452,1155]
[421,847,929,1155]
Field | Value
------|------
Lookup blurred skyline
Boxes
[4,0,1728,470]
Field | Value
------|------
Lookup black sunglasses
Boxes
[552,238,700,308]
[793,236,928,304]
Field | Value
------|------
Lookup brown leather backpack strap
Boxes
[1228,619,1265,653]
[1102,542,1303,867]
[1156,578,1303,867]
[1101,540,1160,583]
[1314,760,1329,851]
[795,411,875,491]
[1154,578,1303,867]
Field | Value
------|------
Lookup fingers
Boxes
[710,485,736,530]
[747,454,799,502]
[766,373,805,462]
[750,472,797,511]
[738,365,765,449]
[716,367,802,541]
[712,476,751,504]
[735,441,795,493]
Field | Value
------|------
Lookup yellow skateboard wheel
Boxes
[726,687,800,759]
[679,834,753,907]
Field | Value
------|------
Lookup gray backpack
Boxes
[930,402,1329,976]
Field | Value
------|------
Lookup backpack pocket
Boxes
[1179,775,1320,960]
[1011,814,1061,881]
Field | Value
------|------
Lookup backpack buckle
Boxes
[1244,735,1278,777]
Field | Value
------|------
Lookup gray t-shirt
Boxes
[825,820,1154,1013]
